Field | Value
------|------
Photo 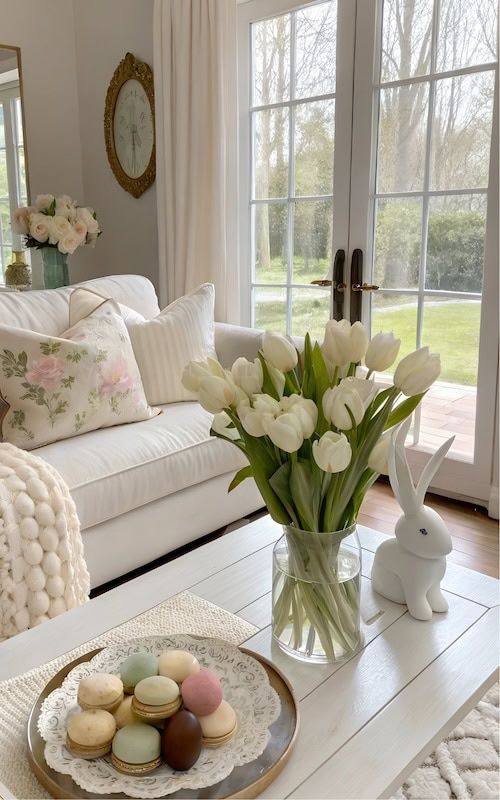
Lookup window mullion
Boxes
[286,10,297,337]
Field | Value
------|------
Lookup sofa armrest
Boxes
[214,322,305,368]
[214,322,263,368]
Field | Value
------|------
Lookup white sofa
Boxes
[0,275,264,588]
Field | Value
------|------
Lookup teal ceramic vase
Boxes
[41,248,69,289]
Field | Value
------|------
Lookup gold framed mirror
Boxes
[0,43,30,280]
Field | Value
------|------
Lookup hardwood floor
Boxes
[360,479,499,579]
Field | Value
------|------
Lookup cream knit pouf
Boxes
[0,442,89,640]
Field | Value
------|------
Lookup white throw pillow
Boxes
[69,284,217,405]
[0,298,158,450]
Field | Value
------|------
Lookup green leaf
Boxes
[240,430,290,524]
[311,343,330,435]
[290,460,321,531]
[269,463,299,527]
[257,352,280,401]
[385,392,425,430]
[228,465,253,492]
[301,333,315,399]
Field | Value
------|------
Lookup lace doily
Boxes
[38,634,281,798]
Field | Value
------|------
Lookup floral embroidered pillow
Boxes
[0,298,159,450]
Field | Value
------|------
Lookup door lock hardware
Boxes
[351,282,379,292]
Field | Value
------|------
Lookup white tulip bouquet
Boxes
[183,321,440,661]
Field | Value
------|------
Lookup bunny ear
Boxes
[415,435,455,507]
[388,418,418,513]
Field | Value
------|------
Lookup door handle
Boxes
[310,279,333,286]
[352,282,379,292]
[310,249,346,320]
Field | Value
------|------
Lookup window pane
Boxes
[0,198,11,246]
[253,286,287,333]
[0,151,8,197]
[426,194,486,292]
[377,83,428,192]
[291,287,330,340]
[293,199,332,282]
[374,198,422,289]
[17,145,27,198]
[371,292,418,366]
[15,97,23,144]
[430,72,495,190]
[295,0,336,99]
[254,203,288,284]
[294,99,334,196]
[0,106,5,148]
[437,0,498,72]
[253,107,289,199]
[422,297,480,385]
[381,0,433,82]
[252,14,291,106]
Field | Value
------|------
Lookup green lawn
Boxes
[255,298,480,386]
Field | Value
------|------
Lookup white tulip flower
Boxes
[281,394,318,438]
[262,412,304,453]
[181,357,225,393]
[237,404,267,437]
[323,319,369,367]
[367,433,391,474]
[313,431,352,473]
[262,332,298,372]
[394,347,441,396]
[267,363,286,397]
[350,321,369,363]
[322,319,352,366]
[323,377,375,430]
[211,411,240,441]
[253,393,281,416]
[198,375,236,413]
[365,332,401,372]
[231,357,263,396]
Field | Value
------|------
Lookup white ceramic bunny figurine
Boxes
[371,417,454,620]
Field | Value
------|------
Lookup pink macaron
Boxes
[181,670,223,716]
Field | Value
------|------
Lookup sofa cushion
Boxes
[0,299,158,449]
[35,402,247,530]
[0,275,160,334]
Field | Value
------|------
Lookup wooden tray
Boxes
[28,646,299,799]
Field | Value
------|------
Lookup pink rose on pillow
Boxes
[98,358,133,395]
[26,356,65,390]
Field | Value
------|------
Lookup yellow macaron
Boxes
[78,672,124,713]
[66,709,116,759]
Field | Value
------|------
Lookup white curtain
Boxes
[153,0,239,323]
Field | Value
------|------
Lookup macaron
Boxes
[199,700,237,748]
[111,723,162,775]
[120,653,158,693]
[66,709,116,759]
[181,669,223,716]
[113,695,139,729]
[132,675,181,721]
[158,650,200,684]
[78,673,124,713]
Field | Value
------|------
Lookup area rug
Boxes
[0,591,258,800]
[393,682,499,800]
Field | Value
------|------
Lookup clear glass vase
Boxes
[272,524,362,664]
[41,248,69,289]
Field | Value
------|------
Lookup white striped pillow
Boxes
[127,284,216,404]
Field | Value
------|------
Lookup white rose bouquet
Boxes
[13,194,101,255]
[183,321,440,661]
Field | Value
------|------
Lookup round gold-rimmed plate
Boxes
[27,644,299,799]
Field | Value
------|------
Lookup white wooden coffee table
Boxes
[0,516,498,799]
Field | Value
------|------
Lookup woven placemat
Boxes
[0,591,258,800]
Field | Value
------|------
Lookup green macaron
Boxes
[120,653,158,694]
[111,723,161,775]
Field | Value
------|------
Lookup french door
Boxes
[238,0,499,508]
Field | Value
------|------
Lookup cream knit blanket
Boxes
[0,442,89,640]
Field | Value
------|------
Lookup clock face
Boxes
[113,79,154,179]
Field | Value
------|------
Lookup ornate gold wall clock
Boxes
[104,52,155,198]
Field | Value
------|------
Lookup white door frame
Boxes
[237,0,357,330]
[349,0,499,507]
